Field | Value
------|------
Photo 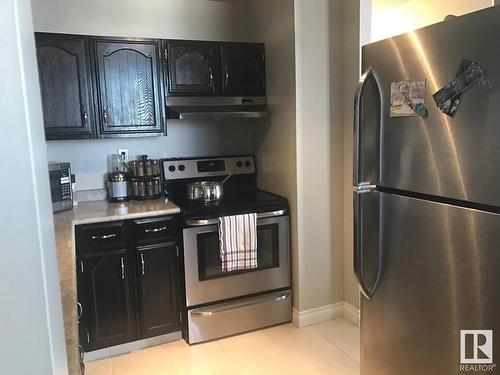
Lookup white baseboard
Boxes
[293,301,360,328]
[292,302,345,327]
[343,302,360,326]
[84,331,181,362]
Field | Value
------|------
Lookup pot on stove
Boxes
[186,167,238,202]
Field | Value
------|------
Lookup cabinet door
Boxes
[94,40,164,136]
[221,43,265,96]
[167,41,217,95]
[35,34,94,139]
[78,251,136,351]
[137,242,181,338]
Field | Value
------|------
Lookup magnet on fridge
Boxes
[390,79,427,118]
[433,59,488,117]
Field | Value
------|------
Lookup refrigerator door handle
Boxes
[353,66,383,186]
[354,188,383,299]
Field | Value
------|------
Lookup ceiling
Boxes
[372,0,412,10]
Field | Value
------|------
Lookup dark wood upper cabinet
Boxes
[78,250,136,351]
[166,41,218,95]
[34,33,267,140]
[35,34,95,140]
[137,242,181,338]
[94,39,164,136]
[221,43,265,96]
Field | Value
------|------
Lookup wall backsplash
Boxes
[47,120,258,191]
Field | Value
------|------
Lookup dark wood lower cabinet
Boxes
[137,242,181,338]
[76,216,181,352]
[78,251,135,350]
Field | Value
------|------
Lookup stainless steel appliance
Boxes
[355,7,500,375]
[107,154,130,202]
[163,155,291,344]
[186,167,238,201]
[48,162,73,212]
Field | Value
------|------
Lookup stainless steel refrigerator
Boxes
[354,6,500,375]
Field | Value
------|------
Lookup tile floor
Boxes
[85,318,360,375]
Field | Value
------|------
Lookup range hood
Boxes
[165,96,268,120]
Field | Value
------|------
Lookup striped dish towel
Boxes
[218,213,258,272]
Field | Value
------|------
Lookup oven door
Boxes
[183,211,290,307]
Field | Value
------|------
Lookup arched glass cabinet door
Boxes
[166,41,217,95]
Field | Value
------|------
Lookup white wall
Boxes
[0,0,67,373]
[32,0,261,191]
[32,0,254,41]
[371,0,493,41]
[341,0,362,310]
[244,0,298,307]
[294,0,340,312]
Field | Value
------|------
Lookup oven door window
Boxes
[197,223,279,280]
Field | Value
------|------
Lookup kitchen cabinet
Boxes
[76,215,181,352]
[165,40,266,97]
[94,39,164,137]
[35,33,95,140]
[34,32,267,140]
[137,242,181,338]
[220,43,265,96]
[77,250,136,350]
[166,41,218,95]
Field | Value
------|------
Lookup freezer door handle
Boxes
[353,188,383,299]
[353,66,382,186]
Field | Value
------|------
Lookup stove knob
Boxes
[236,161,243,168]
[178,164,186,172]
[168,165,176,172]
[244,160,252,167]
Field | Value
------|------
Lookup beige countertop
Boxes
[53,198,180,374]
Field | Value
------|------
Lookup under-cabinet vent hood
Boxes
[165,97,268,120]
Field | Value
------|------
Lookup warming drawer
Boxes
[187,290,292,344]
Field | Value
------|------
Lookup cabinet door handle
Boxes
[82,108,88,126]
[208,66,214,88]
[120,257,126,279]
[91,233,116,240]
[140,253,145,275]
[145,226,167,233]
[102,109,108,125]
[77,301,83,319]
[224,65,230,87]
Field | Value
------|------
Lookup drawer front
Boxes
[133,216,178,245]
[76,221,126,253]
[187,290,291,344]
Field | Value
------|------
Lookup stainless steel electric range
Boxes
[162,155,291,344]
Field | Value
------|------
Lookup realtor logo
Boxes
[460,330,493,364]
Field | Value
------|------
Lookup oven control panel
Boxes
[162,156,256,180]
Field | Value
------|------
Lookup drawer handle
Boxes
[191,293,289,317]
[91,234,116,240]
[140,253,145,275]
[145,226,167,233]
[120,257,126,279]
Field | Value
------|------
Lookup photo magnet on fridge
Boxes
[433,59,486,117]
[390,79,427,117]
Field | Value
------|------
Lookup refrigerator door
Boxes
[354,68,382,187]
[359,192,500,375]
[363,6,500,206]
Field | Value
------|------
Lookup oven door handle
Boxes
[190,292,290,317]
[185,209,287,227]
